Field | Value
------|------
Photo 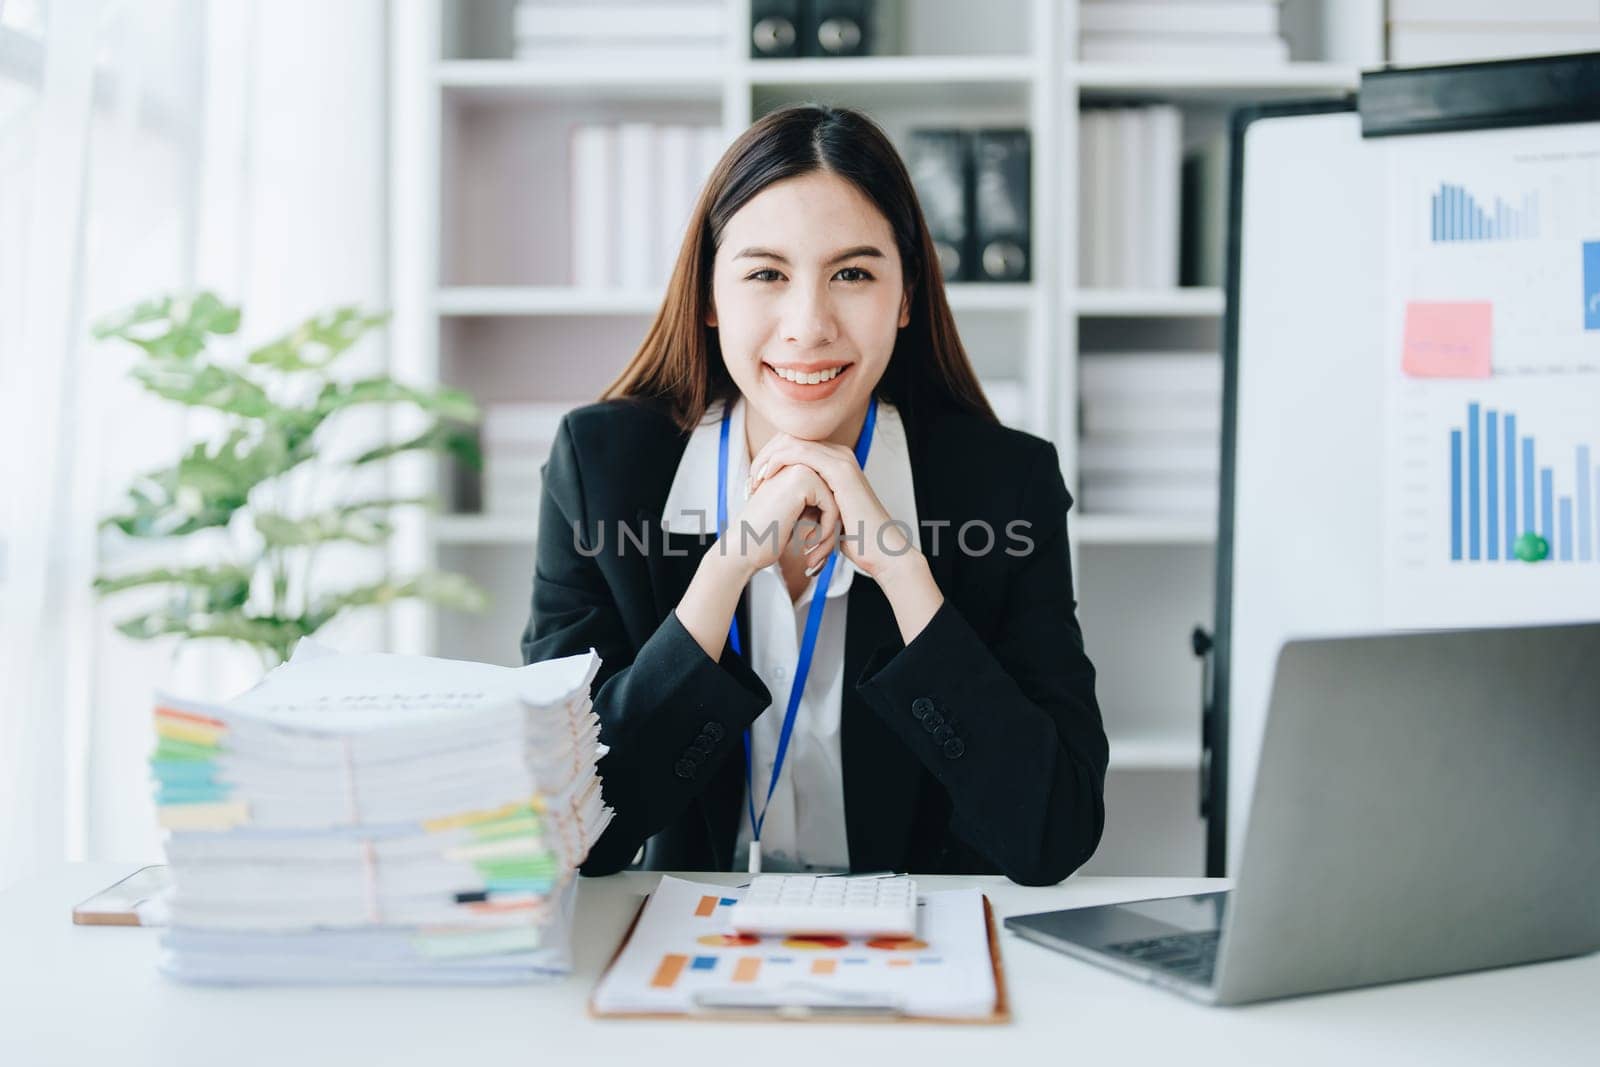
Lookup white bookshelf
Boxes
[389,0,1385,874]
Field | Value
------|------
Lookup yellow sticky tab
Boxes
[154,718,224,748]
[158,801,250,831]
[422,799,539,833]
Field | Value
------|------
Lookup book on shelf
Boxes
[1079,440,1220,478]
[570,126,616,290]
[1085,110,1116,288]
[1079,106,1181,289]
[1387,27,1600,65]
[1387,0,1600,64]
[1081,397,1222,437]
[1180,133,1228,289]
[1079,351,1222,397]
[1079,1,1280,38]
[1388,0,1599,20]
[1078,478,1217,518]
[1076,349,1222,518]
[570,123,722,289]
[1079,34,1289,65]
[513,0,725,63]
[615,123,655,292]
[484,403,571,519]
[514,2,725,40]
[1078,0,1288,66]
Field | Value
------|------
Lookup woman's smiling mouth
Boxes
[763,361,853,399]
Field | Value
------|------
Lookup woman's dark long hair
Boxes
[601,104,997,431]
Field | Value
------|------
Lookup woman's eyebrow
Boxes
[733,245,886,266]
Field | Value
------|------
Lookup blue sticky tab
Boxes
[1584,241,1600,331]
[691,956,717,971]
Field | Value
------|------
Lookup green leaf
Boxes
[92,291,241,360]
[247,306,390,372]
[101,430,313,539]
[252,496,434,548]
[352,422,483,471]
[131,361,273,417]
[92,295,176,341]
[93,564,252,613]
[315,378,479,422]
[303,571,488,632]
[114,607,311,664]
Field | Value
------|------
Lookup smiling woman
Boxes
[521,104,1108,886]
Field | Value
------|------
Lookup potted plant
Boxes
[91,291,486,668]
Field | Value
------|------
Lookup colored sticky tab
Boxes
[1402,301,1492,378]
[1584,241,1600,331]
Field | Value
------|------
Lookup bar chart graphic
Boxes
[1448,401,1597,564]
[1430,182,1538,242]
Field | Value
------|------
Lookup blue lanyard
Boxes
[716,397,879,859]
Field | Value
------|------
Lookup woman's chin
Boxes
[757,397,857,443]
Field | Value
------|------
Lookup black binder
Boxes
[971,129,1030,283]
[906,130,971,283]
[750,0,802,58]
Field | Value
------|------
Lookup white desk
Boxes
[4,864,1595,1066]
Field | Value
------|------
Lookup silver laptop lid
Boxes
[1213,622,1600,1005]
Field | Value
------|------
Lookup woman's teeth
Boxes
[772,365,844,385]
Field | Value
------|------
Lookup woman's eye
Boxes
[836,267,873,283]
[747,269,783,282]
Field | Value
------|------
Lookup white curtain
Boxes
[0,0,388,890]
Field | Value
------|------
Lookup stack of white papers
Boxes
[1078,352,1223,518]
[149,644,610,984]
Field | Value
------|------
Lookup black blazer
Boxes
[521,396,1108,886]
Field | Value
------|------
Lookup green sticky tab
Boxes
[1513,531,1551,562]
[153,738,217,762]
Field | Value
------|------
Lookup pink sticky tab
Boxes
[1402,301,1492,379]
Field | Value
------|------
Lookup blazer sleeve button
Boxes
[933,724,954,743]
[689,734,715,755]
[674,758,697,779]
[703,721,726,742]
[911,697,934,720]
[942,737,966,759]
[922,712,944,734]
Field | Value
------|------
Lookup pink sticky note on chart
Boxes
[1402,301,1492,379]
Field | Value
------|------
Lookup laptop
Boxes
[1005,623,1600,1006]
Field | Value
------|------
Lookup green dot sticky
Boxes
[1513,531,1550,562]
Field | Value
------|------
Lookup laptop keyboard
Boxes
[1105,929,1221,984]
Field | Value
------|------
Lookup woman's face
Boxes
[707,170,910,445]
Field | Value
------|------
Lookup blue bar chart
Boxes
[1430,183,1538,242]
[1449,401,1596,563]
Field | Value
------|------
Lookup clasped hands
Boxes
[722,432,921,588]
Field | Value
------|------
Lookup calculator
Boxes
[727,874,919,938]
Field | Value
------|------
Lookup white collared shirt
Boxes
[660,396,921,872]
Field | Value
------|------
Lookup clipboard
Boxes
[589,890,1011,1024]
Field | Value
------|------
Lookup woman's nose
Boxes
[780,284,838,348]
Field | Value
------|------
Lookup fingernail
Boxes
[756,461,769,482]
[804,559,824,577]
